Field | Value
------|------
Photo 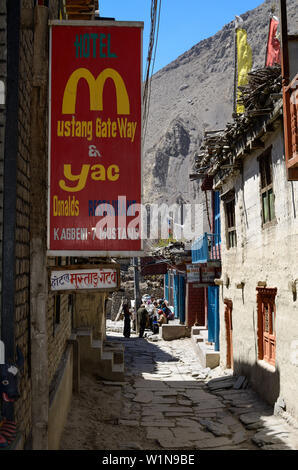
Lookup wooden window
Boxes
[283,73,298,180]
[225,195,237,249]
[259,148,275,225]
[257,288,277,366]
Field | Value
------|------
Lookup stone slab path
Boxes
[108,330,298,450]
[60,327,298,450]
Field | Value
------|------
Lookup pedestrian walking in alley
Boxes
[137,304,148,338]
[123,303,132,338]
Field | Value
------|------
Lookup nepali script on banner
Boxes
[51,269,118,291]
[48,21,143,256]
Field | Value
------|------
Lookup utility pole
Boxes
[133,257,141,334]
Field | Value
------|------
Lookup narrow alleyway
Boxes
[60,328,298,450]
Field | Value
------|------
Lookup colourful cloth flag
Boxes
[236,27,253,114]
[266,16,281,67]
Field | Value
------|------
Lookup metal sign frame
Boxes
[48,20,144,257]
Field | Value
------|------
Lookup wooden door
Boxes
[224,299,233,369]
[261,296,276,365]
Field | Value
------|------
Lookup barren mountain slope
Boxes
[143,0,298,206]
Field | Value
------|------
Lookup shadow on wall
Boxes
[233,359,280,407]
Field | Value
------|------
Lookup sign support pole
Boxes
[133,257,141,334]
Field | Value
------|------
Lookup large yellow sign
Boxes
[62,67,130,115]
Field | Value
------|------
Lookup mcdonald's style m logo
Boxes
[62,67,130,115]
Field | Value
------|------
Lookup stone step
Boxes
[113,363,124,373]
[113,351,124,364]
[200,329,208,340]
[74,328,125,381]
[191,331,220,369]
[92,339,102,349]
[191,334,205,344]
[103,341,125,364]
[191,326,201,336]
[160,324,191,341]
[98,358,125,381]
[101,351,114,361]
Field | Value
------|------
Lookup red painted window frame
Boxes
[257,287,277,367]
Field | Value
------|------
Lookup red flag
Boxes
[266,17,281,67]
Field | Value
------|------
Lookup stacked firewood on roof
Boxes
[238,65,282,112]
[192,65,282,180]
[65,0,98,20]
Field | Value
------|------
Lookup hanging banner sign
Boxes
[50,265,120,292]
[48,21,143,256]
[186,265,201,283]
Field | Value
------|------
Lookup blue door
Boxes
[178,275,186,323]
[164,272,169,301]
[173,275,179,319]
[214,191,221,241]
[208,286,220,351]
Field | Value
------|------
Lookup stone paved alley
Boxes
[60,326,298,451]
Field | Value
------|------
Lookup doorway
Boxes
[224,299,233,369]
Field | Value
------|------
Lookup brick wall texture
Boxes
[0,0,7,326]
[47,290,72,385]
[13,0,35,443]
[1,0,66,445]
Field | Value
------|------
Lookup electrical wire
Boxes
[142,0,162,146]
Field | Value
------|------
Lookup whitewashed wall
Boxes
[219,122,298,419]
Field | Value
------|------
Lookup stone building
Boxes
[194,63,298,422]
[0,0,114,451]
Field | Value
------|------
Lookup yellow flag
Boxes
[236,28,253,114]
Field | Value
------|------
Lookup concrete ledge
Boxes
[48,344,73,450]
[160,325,191,341]
[191,336,220,369]
[191,326,202,336]
[191,334,204,344]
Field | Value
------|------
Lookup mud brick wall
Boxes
[12,0,34,443]
[44,0,73,388]
[0,0,6,330]
[47,290,72,385]
[14,0,61,443]
[74,292,107,340]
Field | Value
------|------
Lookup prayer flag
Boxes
[236,27,253,114]
[266,16,281,67]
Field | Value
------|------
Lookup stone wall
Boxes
[5,0,64,446]
[219,123,298,419]
[13,0,35,443]
[74,292,107,341]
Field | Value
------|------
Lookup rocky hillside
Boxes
[143,0,297,206]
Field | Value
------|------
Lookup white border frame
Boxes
[47,20,144,258]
